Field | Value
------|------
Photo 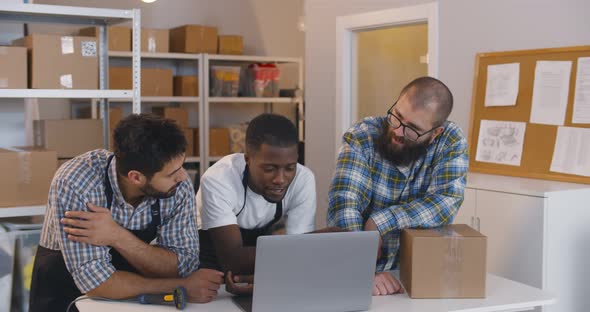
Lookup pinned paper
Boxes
[475,120,526,166]
[484,63,520,107]
[61,36,74,54]
[530,61,572,125]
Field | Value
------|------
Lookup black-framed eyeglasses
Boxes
[386,101,438,142]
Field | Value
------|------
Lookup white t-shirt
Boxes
[197,153,316,234]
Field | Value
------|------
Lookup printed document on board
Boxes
[572,57,590,124]
[530,61,572,125]
[550,126,590,177]
[484,63,520,107]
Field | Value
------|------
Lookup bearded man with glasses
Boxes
[328,76,468,296]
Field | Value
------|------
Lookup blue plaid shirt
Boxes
[39,149,199,292]
[328,117,468,271]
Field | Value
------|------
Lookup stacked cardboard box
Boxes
[173,76,198,96]
[170,25,218,54]
[400,224,487,299]
[78,26,131,51]
[110,66,173,97]
[218,35,243,55]
[34,119,103,158]
[0,46,27,88]
[192,128,230,157]
[142,28,169,53]
[13,34,98,89]
[0,147,57,207]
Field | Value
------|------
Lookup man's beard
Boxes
[377,120,429,166]
[141,181,179,199]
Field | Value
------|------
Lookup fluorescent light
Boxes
[142,0,157,3]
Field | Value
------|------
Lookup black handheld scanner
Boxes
[138,286,187,310]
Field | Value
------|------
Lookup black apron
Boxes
[198,166,283,271]
[29,155,161,312]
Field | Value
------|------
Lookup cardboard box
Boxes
[400,224,487,298]
[183,128,194,157]
[151,107,188,128]
[78,26,131,51]
[192,127,230,157]
[13,34,98,89]
[0,147,57,207]
[218,35,243,55]
[109,66,173,96]
[169,25,218,54]
[0,46,27,88]
[173,76,198,96]
[141,28,169,53]
[34,119,104,158]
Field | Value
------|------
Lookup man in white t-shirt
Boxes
[196,114,316,291]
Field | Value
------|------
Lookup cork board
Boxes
[468,46,590,184]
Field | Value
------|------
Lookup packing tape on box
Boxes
[0,78,8,88]
[148,35,156,53]
[61,36,74,55]
[4,147,32,185]
[60,74,73,89]
[435,227,463,298]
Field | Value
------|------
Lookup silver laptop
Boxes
[233,231,378,312]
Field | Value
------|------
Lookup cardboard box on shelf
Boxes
[0,46,27,89]
[400,224,487,299]
[173,76,198,97]
[183,128,194,157]
[13,34,98,89]
[78,26,131,51]
[33,119,103,158]
[218,35,243,55]
[0,147,57,207]
[169,25,218,54]
[192,128,230,157]
[151,107,188,128]
[109,66,173,97]
[141,28,169,53]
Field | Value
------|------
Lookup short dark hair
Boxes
[246,113,298,151]
[400,76,453,125]
[113,113,187,179]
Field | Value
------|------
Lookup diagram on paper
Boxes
[475,120,527,166]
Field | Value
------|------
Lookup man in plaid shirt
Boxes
[328,77,468,296]
[30,114,224,312]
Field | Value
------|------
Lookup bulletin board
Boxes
[468,46,590,184]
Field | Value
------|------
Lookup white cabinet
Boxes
[454,172,590,312]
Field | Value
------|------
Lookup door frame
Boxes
[334,2,439,153]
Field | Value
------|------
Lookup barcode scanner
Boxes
[138,286,187,310]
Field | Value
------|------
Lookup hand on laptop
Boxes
[373,272,404,296]
[226,271,254,296]
[184,268,225,303]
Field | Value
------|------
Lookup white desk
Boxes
[77,274,555,312]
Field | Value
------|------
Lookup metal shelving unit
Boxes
[200,53,304,175]
[0,3,141,217]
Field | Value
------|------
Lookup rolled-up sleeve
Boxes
[53,180,116,293]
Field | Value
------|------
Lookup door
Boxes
[476,190,544,289]
[355,23,428,122]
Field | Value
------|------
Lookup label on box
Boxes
[81,41,97,57]
[60,74,73,89]
[148,36,156,53]
[17,152,32,185]
[0,78,7,88]
[61,36,74,54]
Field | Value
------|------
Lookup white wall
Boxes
[305,0,590,227]
[0,0,304,147]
